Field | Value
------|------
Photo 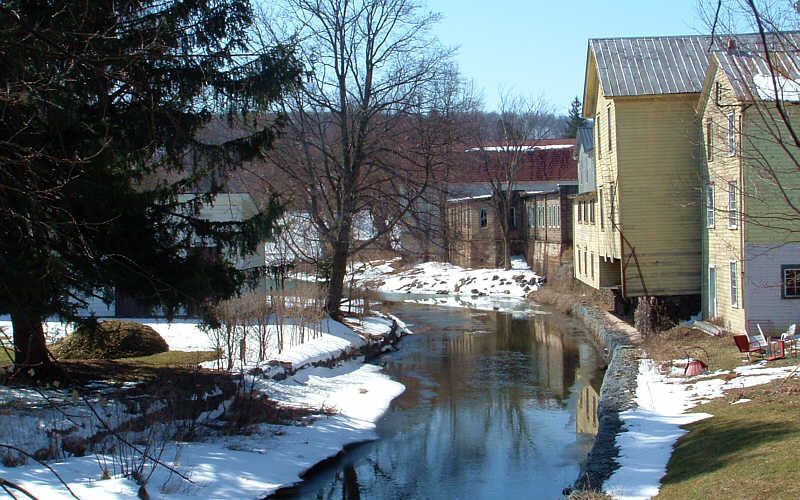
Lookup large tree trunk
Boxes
[11,310,53,375]
[325,226,353,317]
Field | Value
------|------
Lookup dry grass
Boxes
[640,326,800,499]
[528,260,614,314]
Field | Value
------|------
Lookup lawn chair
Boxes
[733,334,765,362]
[758,323,787,361]
[752,324,772,355]
[780,323,798,358]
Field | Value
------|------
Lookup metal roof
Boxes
[714,42,800,100]
[577,125,594,152]
[589,33,800,98]
[590,35,711,97]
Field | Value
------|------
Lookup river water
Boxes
[277,301,605,499]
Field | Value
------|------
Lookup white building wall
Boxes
[744,243,800,330]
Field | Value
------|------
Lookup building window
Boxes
[728,112,736,156]
[528,206,535,228]
[599,187,604,230]
[578,201,583,223]
[479,208,488,228]
[607,105,612,151]
[728,181,738,229]
[730,261,738,308]
[555,205,560,228]
[591,252,595,279]
[596,113,602,159]
[538,205,545,227]
[590,199,596,224]
[577,249,582,275]
[706,183,715,228]
[706,119,713,161]
[782,265,800,299]
[715,81,721,103]
[609,183,616,230]
[509,207,517,229]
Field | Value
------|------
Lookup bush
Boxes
[53,320,169,360]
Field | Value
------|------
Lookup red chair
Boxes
[733,334,765,362]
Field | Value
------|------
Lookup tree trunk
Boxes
[325,229,352,317]
[11,310,53,375]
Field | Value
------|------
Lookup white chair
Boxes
[781,324,798,357]
[752,324,772,354]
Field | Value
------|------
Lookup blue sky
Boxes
[432,0,709,113]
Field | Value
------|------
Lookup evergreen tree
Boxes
[563,96,587,138]
[0,0,302,376]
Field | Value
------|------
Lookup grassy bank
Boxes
[641,327,800,500]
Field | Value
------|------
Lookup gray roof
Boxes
[715,42,800,100]
[589,33,800,98]
[577,125,594,152]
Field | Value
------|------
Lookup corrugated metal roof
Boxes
[589,33,800,98]
[590,35,712,96]
[714,39,800,100]
[577,125,594,151]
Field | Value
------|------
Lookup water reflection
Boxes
[276,303,604,500]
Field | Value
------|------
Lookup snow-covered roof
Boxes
[447,194,493,203]
[465,144,573,152]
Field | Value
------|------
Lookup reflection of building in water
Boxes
[576,383,599,436]
[530,317,579,401]
[574,343,603,436]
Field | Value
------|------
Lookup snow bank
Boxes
[604,359,798,500]
[343,255,542,314]
[0,313,407,500]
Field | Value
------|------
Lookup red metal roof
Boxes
[453,139,577,183]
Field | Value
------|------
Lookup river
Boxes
[275,300,605,499]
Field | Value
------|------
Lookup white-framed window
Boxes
[555,205,561,228]
[706,119,713,161]
[609,183,616,230]
[728,180,738,229]
[590,200,596,224]
[782,265,800,299]
[706,183,715,228]
[599,187,604,230]
[479,208,488,228]
[591,252,595,279]
[578,201,583,223]
[607,105,613,151]
[727,112,736,156]
[528,206,535,228]
[596,113,602,159]
[730,260,738,308]
[577,249,582,275]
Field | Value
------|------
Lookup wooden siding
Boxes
[744,243,800,331]
[698,66,746,331]
[614,94,702,296]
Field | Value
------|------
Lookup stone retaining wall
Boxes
[570,304,642,493]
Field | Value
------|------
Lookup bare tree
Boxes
[468,92,555,269]
[254,0,456,315]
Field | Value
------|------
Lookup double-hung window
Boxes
[599,187,604,230]
[706,184,715,228]
[479,208,488,228]
[730,261,738,308]
[706,119,713,161]
[728,181,738,229]
[783,265,800,299]
[727,112,736,156]
[528,206,535,228]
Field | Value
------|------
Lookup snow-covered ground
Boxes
[0,314,409,499]
[604,358,799,500]
[331,255,544,315]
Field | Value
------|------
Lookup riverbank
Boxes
[563,299,800,500]
[0,313,409,499]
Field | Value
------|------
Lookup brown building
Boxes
[446,185,576,271]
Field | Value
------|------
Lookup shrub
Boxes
[53,320,168,360]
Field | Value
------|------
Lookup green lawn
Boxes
[642,328,800,500]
